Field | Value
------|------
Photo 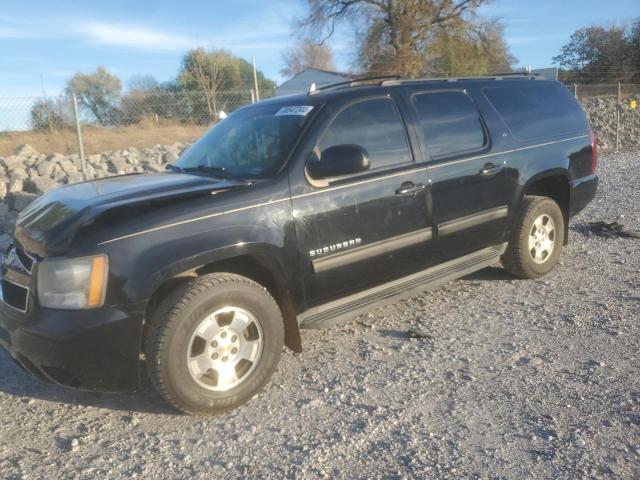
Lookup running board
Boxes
[298,243,508,329]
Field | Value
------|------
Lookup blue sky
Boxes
[0,0,638,96]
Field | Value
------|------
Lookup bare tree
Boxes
[281,38,336,77]
[300,0,495,77]
[179,48,233,119]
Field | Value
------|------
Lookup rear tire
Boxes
[145,273,284,415]
[502,195,565,279]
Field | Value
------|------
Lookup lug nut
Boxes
[231,348,238,354]
[211,340,218,348]
[222,356,228,362]
[221,332,227,339]
[231,335,238,342]
[212,353,219,360]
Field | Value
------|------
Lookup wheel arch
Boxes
[142,245,302,353]
[515,169,571,245]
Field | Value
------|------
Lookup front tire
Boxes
[502,195,565,279]
[145,273,284,415]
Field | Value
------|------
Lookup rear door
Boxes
[290,94,434,306]
[409,89,511,261]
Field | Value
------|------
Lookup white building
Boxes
[275,68,351,97]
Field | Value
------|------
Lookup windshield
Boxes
[174,103,314,178]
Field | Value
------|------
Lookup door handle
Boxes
[479,162,504,175]
[395,181,426,196]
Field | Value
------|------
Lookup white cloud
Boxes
[75,21,194,51]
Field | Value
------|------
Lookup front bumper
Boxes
[0,299,145,392]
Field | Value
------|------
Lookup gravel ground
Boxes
[1,150,639,479]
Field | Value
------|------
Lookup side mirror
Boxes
[307,144,370,180]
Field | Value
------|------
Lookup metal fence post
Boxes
[615,82,620,153]
[71,93,87,179]
[574,83,577,99]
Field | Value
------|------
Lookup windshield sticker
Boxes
[275,105,314,116]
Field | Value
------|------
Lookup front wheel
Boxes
[502,195,565,279]
[145,273,284,415]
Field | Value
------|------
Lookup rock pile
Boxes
[0,143,188,249]
[581,96,640,151]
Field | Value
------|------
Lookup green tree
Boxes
[66,66,122,125]
[553,20,639,83]
[424,20,515,76]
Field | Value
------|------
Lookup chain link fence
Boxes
[0,89,273,158]
[1,83,638,159]
[565,83,640,152]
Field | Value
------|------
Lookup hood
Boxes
[15,172,244,256]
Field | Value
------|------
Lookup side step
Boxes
[298,243,508,329]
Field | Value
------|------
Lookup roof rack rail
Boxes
[307,72,541,95]
[380,72,540,86]
[487,71,541,77]
[308,75,402,95]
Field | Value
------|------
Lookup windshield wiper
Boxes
[165,164,183,172]
[181,165,237,180]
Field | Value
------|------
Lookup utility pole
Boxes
[252,56,260,102]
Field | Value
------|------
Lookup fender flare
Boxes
[141,242,303,353]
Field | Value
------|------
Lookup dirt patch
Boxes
[0,123,208,157]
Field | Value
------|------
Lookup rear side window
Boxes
[483,83,588,142]
[413,91,486,159]
[319,98,411,170]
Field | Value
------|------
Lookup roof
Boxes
[253,73,555,110]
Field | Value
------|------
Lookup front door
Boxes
[290,95,433,306]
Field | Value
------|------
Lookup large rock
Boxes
[164,150,179,164]
[0,233,11,251]
[11,193,38,212]
[66,172,84,184]
[59,159,78,176]
[87,154,102,166]
[51,164,66,181]
[2,156,24,170]
[13,144,38,157]
[8,178,23,194]
[8,165,28,180]
[32,177,59,195]
[109,153,127,173]
[37,161,55,178]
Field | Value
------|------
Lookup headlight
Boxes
[37,255,108,309]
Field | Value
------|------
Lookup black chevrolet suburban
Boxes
[0,75,598,414]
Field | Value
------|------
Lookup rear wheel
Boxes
[502,195,565,279]
[145,273,284,415]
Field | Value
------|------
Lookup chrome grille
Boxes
[5,245,34,275]
[15,247,34,274]
[0,245,35,313]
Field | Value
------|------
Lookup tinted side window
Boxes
[413,92,486,159]
[483,83,588,142]
[319,98,411,170]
